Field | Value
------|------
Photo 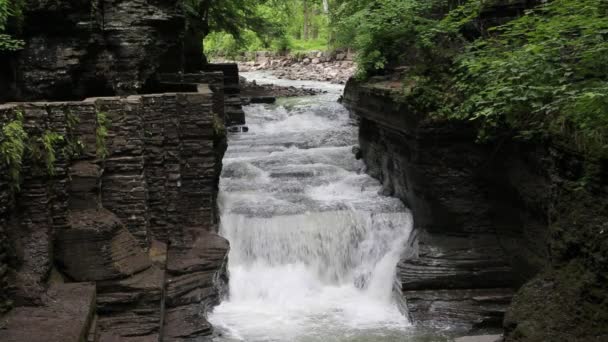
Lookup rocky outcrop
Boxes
[156,70,247,128]
[218,50,357,84]
[0,0,185,102]
[240,77,325,104]
[201,64,246,126]
[0,76,231,341]
[343,79,608,340]
[164,232,229,340]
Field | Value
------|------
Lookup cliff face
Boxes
[343,80,608,341]
[0,0,184,102]
[0,72,232,341]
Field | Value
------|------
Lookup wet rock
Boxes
[240,77,325,100]
[352,146,362,160]
[164,232,230,341]
[455,335,503,342]
[163,306,213,340]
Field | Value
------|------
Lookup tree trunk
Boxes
[303,0,309,40]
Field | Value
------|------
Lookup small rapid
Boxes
[209,73,427,341]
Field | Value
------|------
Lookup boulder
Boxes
[56,209,151,282]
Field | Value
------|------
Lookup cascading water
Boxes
[209,73,431,341]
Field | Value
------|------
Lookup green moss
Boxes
[506,261,608,341]
[213,113,226,138]
[95,111,111,160]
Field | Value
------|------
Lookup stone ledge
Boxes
[0,283,96,342]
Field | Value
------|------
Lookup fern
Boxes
[0,111,27,193]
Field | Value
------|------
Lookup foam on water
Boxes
[209,72,419,341]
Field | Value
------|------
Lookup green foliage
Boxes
[289,38,328,52]
[0,0,25,51]
[453,0,608,155]
[0,111,27,193]
[30,131,64,176]
[332,0,443,79]
[0,108,86,194]
[205,30,265,59]
[96,111,110,160]
[336,0,607,156]
[203,0,333,56]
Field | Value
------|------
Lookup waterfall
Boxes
[209,73,412,342]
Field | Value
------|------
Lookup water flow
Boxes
[209,73,415,342]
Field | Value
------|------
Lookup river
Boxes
[208,72,452,342]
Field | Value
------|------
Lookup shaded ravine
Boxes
[209,73,448,341]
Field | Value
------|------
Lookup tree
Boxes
[0,0,24,52]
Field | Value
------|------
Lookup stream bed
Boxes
[208,72,455,342]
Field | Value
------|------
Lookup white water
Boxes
[209,73,432,342]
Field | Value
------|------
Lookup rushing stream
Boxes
[209,73,450,342]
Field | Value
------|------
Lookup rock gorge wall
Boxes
[0,77,231,341]
[0,0,186,102]
[343,80,608,341]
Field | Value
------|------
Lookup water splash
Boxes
[209,73,414,342]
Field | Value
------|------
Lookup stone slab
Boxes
[0,283,96,342]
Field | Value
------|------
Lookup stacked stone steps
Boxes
[0,283,96,342]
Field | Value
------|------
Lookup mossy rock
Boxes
[504,262,608,341]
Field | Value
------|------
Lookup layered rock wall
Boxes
[0,79,230,341]
[0,0,185,102]
[343,80,608,340]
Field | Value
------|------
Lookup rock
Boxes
[250,96,277,104]
[343,79,518,330]
[0,283,96,342]
[455,335,503,342]
[240,77,324,99]
[0,61,230,342]
[163,306,213,340]
[96,266,164,341]
[343,74,608,339]
[68,161,101,210]
[312,58,321,64]
[56,209,151,282]
[2,0,185,101]
[163,232,229,341]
